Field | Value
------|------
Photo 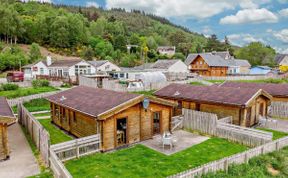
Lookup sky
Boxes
[27,0,288,53]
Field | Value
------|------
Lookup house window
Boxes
[40,68,44,75]
[120,73,125,78]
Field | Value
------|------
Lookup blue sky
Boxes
[38,0,288,53]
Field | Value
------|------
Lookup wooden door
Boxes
[246,108,251,127]
[153,112,161,135]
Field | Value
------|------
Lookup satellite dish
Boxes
[142,98,150,109]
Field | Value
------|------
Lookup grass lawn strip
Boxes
[65,137,247,178]
[33,112,51,118]
[38,119,73,145]
[0,86,58,99]
[257,128,288,140]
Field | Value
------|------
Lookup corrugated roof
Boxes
[88,60,108,68]
[151,59,180,69]
[154,83,263,106]
[220,82,288,97]
[0,97,15,119]
[46,86,141,118]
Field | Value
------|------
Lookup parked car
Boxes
[6,71,24,82]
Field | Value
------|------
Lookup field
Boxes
[65,138,247,178]
[0,86,58,99]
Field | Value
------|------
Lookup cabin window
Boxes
[177,101,182,109]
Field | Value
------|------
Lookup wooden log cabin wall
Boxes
[0,97,16,160]
[47,86,175,151]
[154,84,272,127]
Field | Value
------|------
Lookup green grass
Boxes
[0,86,58,99]
[257,128,288,140]
[133,90,156,96]
[190,81,205,86]
[206,80,226,84]
[206,78,288,85]
[204,146,288,178]
[65,137,247,178]
[33,113,51,118]
[0,71,7,78]
[38,119,73,145]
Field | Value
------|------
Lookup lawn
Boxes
[0,86,58,99]
[65,137,247,178]
[257,128,288,140]
[33,112,50,118]
[190,81,205,86]
[203,146,288,178]
[38,119,73,145]
[12,98,51,113]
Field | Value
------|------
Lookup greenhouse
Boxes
[135,72,167,86]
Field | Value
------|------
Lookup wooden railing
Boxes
[168,136,288,178]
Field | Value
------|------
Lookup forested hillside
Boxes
[0,0,275,72]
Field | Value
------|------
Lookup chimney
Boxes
[46,54,52,66]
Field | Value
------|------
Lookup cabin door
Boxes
[246,107,251,127]
[153,112,161,135]
[116,118,127,147]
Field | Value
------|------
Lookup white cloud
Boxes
[202,26,212,34]
[273,29,288,43]
[279,8,288,17]
[86,2,99,8]
[278,0,288,4]
[20,0,51,3]
[227,33,265,46]
[106,0,272,19]
[220,8,278,24]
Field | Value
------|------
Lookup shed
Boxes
[46,86,176,151]
[154,84,272,127]
[219,82,288,102]
[0,97,16,160]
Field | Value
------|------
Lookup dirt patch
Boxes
[267,164,280,176]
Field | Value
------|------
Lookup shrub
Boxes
[60,83,72,88]
[32,79,50,88]
[1,83,19,91]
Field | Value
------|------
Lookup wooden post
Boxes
[276,141,280,151]
[224,159,229,173]
[244,153,249,164]
[261,146,265,154]
[76,140,79,159]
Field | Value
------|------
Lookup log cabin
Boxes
[154,84,273,127]
[0,97,16,160]
[219,82,288,102]
[46,86,176,151]
[185,53,229,76]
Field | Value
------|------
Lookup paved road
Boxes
[0,123,40,178]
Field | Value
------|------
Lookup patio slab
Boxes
[141,130,210,155]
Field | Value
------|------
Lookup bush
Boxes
[60,83,72,88]
[32,80,50,88]
[1,83,19,91]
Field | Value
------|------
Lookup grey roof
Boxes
[185,53,230,67]
[151,59,180,69]
[22,60,47,68]
[88,60,109,68]
[275,54,288,64]
[134,63,154,70]
[212,51,230,59]
[49,59,82,68]
[227,59,251,67]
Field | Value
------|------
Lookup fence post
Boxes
[244,153,249,164]
[224,159,229,173]
[261,146,265,154]
[76,139,79,159]
[276,141,280,151]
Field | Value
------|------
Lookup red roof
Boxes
[154,84,265,106]
[0,97,15,119]
[220,82,288,97]
[46,86,141,118]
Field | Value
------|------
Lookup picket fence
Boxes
[18,104,50,166]
[270,101,288,118]
[8,91,60,106]
[78,75,98,88]
[168,136,288,178]
[182,109,272,147]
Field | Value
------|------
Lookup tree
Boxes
[29,43,42,63]
[146,36,158,50]
[196,43,203,53]
[114,35,127,52]
[235,42,276,67]
[168,31,187,47]
[178,43,192,57]
[82,46,94,60]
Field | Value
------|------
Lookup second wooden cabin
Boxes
[47,86,176,151]
[154,84,273,127]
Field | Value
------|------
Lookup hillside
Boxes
[0,0,232,72]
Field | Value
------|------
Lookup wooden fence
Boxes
[78,75,98,88]
[8,91,60,107]
[168,136,288,178]
[270,101,288,118]
[182,109,272,147]
[218,116,233,124]
[18,104,50,166]
[183,109,217,135]
[202,75,280,81]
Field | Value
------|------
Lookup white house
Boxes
[149,59,188,73]
[88,60,121,72]
[157,46,176,57]
[22,56,96,80]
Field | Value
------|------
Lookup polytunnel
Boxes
[135,72,167,86]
